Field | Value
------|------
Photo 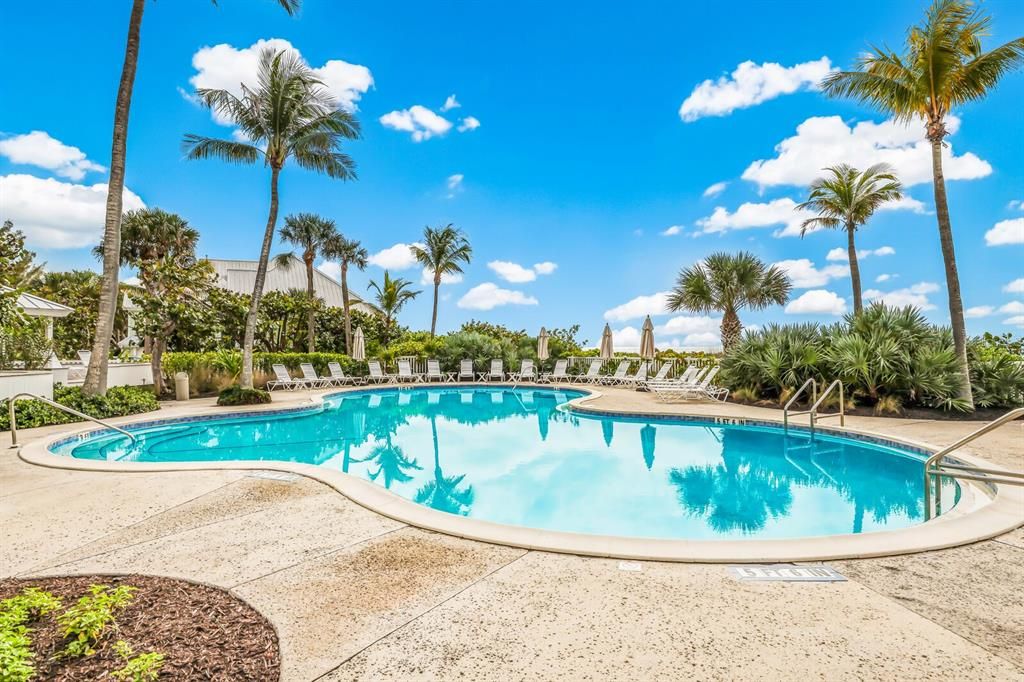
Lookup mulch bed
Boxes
[0,574,279,681]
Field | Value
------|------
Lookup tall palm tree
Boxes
[819,0,1024,408]
[183,48,360,389]
[410,224,473,336]
[796,163,904,315]
[667,252,792,352]
[274,213,341,352]
[367,271,420,340]
[84,0,299,396]
[334,236,368,353]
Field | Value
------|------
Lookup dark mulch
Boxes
[0,574,279,681]
[731,398,1011,422]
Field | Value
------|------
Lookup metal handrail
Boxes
[783,378,817,433]
[924,407,1024,520]
[7,392,138,448]
[808,380,845,434]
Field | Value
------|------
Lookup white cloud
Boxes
[984,217,1024,246]
[380,105,453,142]
[696,198,809,237]
[445,173,464,198]
[785,289,847,315]
[317,261,341,282]
[611,326,641,349]
[1005,279,1024,294]
[873,246,896,256]
[420,267,462,286]
[826,245,895,262]
[655,315,720,336]
[679,57,835,122]
[680,332,721,347]
[742,115,991,190]
[773,258,850,288]
[1003,315,1024,329]
[457,283,538,310]
[603,291,671,322]
[864,282,939,310]
[875,273,895,283]
[367,242,422,270]
[187,38,373,125]
[457,116,481,133]
[965,305,994,318]
[879,195,928,214]
[702,181,728,198]
[533,261,557,275]
[487,260,557,283]
[122,276,142,286]
[661,225,683,236]
[999,301,1024,314]
[0,131,105,181]
[0,174,145,248]
[441,94,460,112]
[1008,199,1023,211]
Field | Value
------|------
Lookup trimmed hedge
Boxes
[216,385,272,406]
[0,385,159,431]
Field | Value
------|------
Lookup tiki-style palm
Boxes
[797,164,904,315]
[367,271,420,333]
[183,48,360,389]
[667,252,792,351]
[274,213,342,352]
[84,0,299,396]
[820,0,1024,408]
[413,416,474,516]
[410,224,473,336]
[334,236,368,353]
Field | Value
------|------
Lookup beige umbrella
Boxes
[536,327,550,372]
[352,327,366,361]
[599,323,614,360]
[639,316,655,360]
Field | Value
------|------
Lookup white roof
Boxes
[1,285,72,318]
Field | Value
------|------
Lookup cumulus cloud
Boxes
[367,242,422,269]
[965,305,994,318]
[999,301,1024,315]
[679,57,835,122]
[875,273,895,283]
[445,173,464,198]
[533,262,557,275]
[186,38,373,125]
[864,282,939,310]
[655,315,720,337]
[984,217,1024,246]
[879,195,928,214]
[441,94,460,111]
[1008,199,1023,211]
[1005,278,1024,294]
[826,245,895,262]
[0,131,105,181]
[0,174,145,248]
[420,267,462,286]
[457,283,538,310]
[612,326,642,349]
[785,289,848,315]
[1004,315,1024,329]
[696,198,809,237]
[742,115,991,190]
[703,181,728,198]
[457,116,481,132]
[487,260,557,283]
[773,258,850,288]
[603,291,671,322]
[380,105,453,142]
[317,261,341,282]
[661,225,683,236]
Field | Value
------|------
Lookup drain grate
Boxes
[728,565,846,582]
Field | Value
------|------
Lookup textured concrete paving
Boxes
[2,389,1022,680]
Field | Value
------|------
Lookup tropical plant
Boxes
[274,213,343,352]
[667,251,792,351]
[797,163,904,314]
[183,47,360,389]
[0,220,44,288]
[820,0,1024,408]
[410,224,473,336]
[58,584,136,658]
[367,271,420,343]
[333,235,368,352]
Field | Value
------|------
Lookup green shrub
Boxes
[58,584,135,658]
[968,334,1024,408]
[217,385,272,406]
[111,640,165,682]
[0,385,159,432]
[0,588,63,681]
[163,351,366,392]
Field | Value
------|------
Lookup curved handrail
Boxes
[783,378,817,433]
[809,379,845,433]
[7,392,138,448]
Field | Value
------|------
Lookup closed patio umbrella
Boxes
[352,327,366,361]
[602,419,614,448]
[537,327,550,370]
[640,424,657,470]
[639,316,655,360]
[599,323,613,360]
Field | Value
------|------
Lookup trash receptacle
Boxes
[174,372,190,401]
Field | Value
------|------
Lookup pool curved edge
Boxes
[16,384,1024,563]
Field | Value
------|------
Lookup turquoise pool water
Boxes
[51,386,957,540]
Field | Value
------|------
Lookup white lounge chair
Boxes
[479,359,504,381]
[327,362,364,386]
[646,362,673,384]
[299,363,329,388]
[617,361,649,388]
[267,364,303,391]
[601,360,632,385]
[649,366,726,402]
[425,359,445,382]
[366,360,390,384]
[541,359,569,383]
[570,359,603,384]
[395,359,422,383]
[458,359,475,382]
[510,359,536,382]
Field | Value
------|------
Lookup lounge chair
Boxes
[267,364,303,391]
[327,362,364,386]
[458,359,475,382]
[617,361,649,388]
[479,359,504,381]
[298,363,330,389]
[648,363,673,383]
[510,359,536,382]
[394,359,422,383]
[570,359,603,384]
[541,358,569,383]
[366,360,390,384]
[649,366,726,402]
[425,359,445,382]
[600,360,632,385]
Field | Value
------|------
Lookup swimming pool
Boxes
[50,386,959,542]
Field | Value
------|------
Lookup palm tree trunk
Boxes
[305,254,315,353]
[847,224,863,315]
[83,0,145,396]
[341,262,352,353]
[929,136,973,409]
[430,278,440,336]
[720,308,742,352]
[241,166,281,390]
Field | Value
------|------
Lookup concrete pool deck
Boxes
[2,386,1023,680]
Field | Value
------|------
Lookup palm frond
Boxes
[181,135,262,165]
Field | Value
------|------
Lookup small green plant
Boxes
[217,385,272,406]
[111,640,165,682]
[873,395,904,416]
[57,584,135,658]
[0,587,62,681]
[730,386,760,404]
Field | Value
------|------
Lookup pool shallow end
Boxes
[18,384,1024,563]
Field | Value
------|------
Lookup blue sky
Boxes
[2,0,1022,349]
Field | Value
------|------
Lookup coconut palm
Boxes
[797,164,904,315]
[84,0,299,396]
[334,236,368,353]
[667,252,792,352]
[182,48,360,389]
[819,0,1024,408]
[367,271,420,337]
[410,224,473,336]
[274,213,342,353]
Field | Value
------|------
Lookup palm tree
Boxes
[274,213,341,352]
[410,224,473,336]
[334,236,368,353]
[413,416,474,516]
[667,252,792,352]
[84,0,299,396]
[367,271,420,340]
[182,48,360,389]
[797,164,904,315]
[819,0,1024,408]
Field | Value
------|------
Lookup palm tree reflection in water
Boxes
[414,415,474,516]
